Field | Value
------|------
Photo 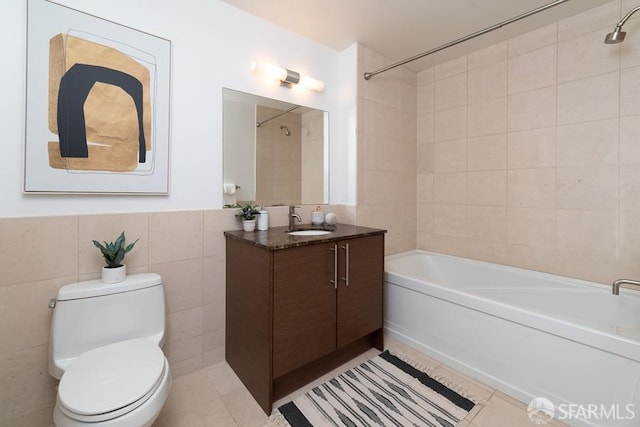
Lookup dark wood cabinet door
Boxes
[273,243,337,378]
[336,235,384,348]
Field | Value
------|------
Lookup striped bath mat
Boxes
[268,350,476,427]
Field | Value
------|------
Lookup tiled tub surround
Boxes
[414,0,640,285]
[0,205,354,426]
[356,44,418,256]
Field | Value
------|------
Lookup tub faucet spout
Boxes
[612,279,640,295]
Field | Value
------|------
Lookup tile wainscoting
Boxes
[0,204,355,426]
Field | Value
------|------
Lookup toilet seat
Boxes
[57,339,167,423]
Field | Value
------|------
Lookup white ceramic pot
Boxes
[102,265,126,284]
[243,219,257,232]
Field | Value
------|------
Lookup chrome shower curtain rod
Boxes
[256,105,300,127]
[364,0,569,80]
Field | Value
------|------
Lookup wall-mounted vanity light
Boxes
[251,62,325,92]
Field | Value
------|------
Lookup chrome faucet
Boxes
[612,279,640,295]
[289,205,302,231]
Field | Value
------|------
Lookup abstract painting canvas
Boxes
[25,0,171,194]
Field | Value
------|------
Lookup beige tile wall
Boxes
[0,204,354,426]
[301,110,326,205]
[357,44,417,255]
[417,0,640,284]
[256,106,302,206]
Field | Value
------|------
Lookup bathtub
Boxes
[384,250,640,427]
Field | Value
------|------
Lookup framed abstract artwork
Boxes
[24,0,171,194]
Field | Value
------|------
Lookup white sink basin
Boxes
[288,230,333,236]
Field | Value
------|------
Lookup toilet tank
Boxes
[49,273,165,379]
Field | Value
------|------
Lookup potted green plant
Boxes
[235,203,261,232]
[92,231,139,284]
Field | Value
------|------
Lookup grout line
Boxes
[76,214,80,282]
[552,21,559,265]
[617,2,623,262]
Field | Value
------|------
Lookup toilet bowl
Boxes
[53,339,171,427]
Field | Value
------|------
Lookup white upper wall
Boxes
[0,0,356,217]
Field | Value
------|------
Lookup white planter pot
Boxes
[102,265,126,284]
[243,219,257,232]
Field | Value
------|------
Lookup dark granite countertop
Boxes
[224,223,387,250]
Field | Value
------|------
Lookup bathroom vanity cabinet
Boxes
[224,224,385,414]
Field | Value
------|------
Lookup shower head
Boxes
[280,125,290,136]
[604,27,626,44]
[604,5,640,44]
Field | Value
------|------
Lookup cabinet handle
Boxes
[330,244,337,289]
[341,243,350,287]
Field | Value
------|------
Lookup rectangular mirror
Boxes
[223,88,329,207]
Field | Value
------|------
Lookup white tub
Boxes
[384,250,640,427]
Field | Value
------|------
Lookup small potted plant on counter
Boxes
[93,231,139,284]
[235,203,261,232]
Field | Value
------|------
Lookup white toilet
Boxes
[48,273,171,426]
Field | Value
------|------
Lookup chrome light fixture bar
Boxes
[252,62,325,92]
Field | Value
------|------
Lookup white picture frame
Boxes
[24,0,171,194]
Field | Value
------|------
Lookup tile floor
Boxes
[153,336,566,427]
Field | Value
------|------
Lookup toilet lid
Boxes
[58,339,166,417]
